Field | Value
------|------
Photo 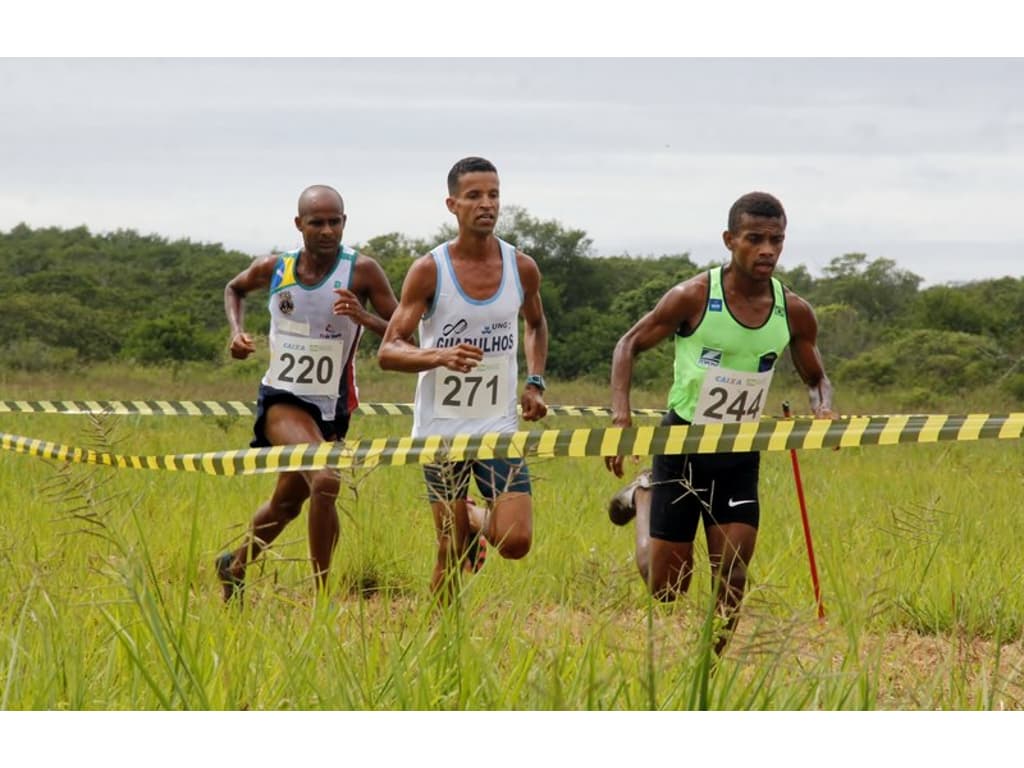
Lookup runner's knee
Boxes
[494,529,531,559]
[276,498,304,521]
[716,557,748,594]
[309,471,341,502]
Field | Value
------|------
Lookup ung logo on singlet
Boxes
[481,320,511,336]
[709,298,723,312]
[698,347,723,368]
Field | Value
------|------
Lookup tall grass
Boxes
[1,365,1022,709]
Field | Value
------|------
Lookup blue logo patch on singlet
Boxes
[709,298,723,312]
[758,352,779,372]
[698,347,723,367]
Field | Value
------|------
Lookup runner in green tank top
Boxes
[604,192,836,654]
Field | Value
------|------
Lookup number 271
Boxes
[441,374,498,408]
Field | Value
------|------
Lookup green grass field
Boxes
[1,362,1023,710]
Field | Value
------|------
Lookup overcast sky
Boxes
[2,57,1021,286]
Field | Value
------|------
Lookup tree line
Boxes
[2,213,1022,403]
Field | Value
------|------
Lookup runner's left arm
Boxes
[787,292,836,418]
[517,252,548,421]
[336,256,398,338]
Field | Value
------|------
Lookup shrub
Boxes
[121,315,221,364]
[836,329,1007,395]
[1,339,80,372]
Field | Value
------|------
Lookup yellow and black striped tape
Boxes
[0,400,666,418]
[2,413,1022,476]
[0,399,259,417]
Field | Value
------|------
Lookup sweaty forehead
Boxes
[737,212,785,233]
[299,193,344,218]
[455,171,499,195]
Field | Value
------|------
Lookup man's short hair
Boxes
[447,157,498,195]
[727,192,786,233]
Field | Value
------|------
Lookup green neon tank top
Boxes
[668,266,791,421]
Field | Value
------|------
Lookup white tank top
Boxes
[412,238,523,438]
[261,246,362,419]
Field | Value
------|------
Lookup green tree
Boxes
[837,329,1007,395]
[814,303,874,364]
[497,206,596,320]
[122,315,221,364]
[0,224,251,365]
[912,277,1024,353]
[358,232,431,297]
[774,264,816,296]
[912,286,992,336]
[814,253,923,324]
[495,208,696,380]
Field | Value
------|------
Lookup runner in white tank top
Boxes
[262,244,363,422]
[412,237,522,438]
[378,157,550,598]
[216,185,398,600]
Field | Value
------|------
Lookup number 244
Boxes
[701,387,764,421]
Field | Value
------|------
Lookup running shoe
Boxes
[465,533,488,574]
[607,468,653,526]
[215,552,245,603]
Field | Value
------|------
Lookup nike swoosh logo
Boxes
[727,498,756,508]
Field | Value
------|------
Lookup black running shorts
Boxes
[649,409,760,543]
[250,384,351,448]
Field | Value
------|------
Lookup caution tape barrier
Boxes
[0,400,666,418]
[2,413,1022,476]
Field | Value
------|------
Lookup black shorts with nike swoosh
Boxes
[649,409,760,543]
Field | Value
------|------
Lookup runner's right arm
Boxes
[225,254,277,360]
